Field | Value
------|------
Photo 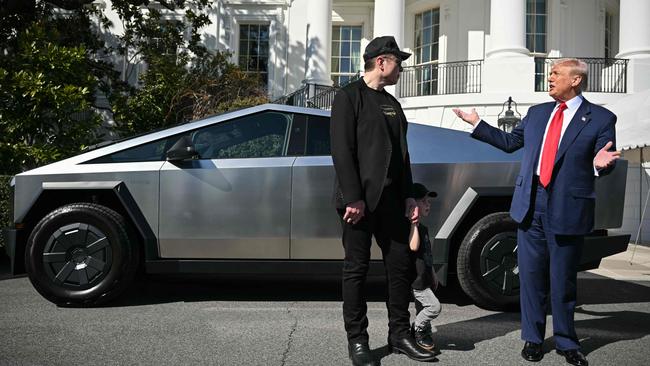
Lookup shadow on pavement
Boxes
[107,274,473,308]
[573,306,650,356]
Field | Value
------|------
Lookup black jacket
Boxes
[330,78,414,212]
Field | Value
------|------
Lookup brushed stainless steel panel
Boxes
[14,164,163,237]
[158,158,294,259]
[290,157,383,260]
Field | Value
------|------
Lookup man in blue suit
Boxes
[453,58,620,366]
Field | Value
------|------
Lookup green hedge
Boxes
[0,175,12,249]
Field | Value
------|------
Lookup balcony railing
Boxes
[398,59,483,97]
[273,73,361,109]
[534,57,628,93]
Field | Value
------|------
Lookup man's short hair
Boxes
[553,58,589,92]
[364,57,377,72]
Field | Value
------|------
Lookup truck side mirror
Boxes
[166,136,198,161]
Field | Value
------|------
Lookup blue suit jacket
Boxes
[472,98,617,235]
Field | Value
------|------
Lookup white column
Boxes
[373,0,405,45]
[482,0,533,94]
[486,0,529,58]
[373,0,405,96]
[304,0,333,86]
[617,0,650,92]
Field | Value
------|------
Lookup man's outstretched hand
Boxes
[594,141,621,170]
[452,108,480,126]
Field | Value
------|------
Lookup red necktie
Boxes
[539,102,567,188]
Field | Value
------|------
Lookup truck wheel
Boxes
[25,203,139,306]
[457,212,520,310]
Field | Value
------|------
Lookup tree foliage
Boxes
[0,0,269,174]
[0,2,108,174]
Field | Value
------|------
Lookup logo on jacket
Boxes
[380,104,397,117]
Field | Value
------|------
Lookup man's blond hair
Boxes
[552,58,589,92]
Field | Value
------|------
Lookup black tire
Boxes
[25,203,139,307]
[456,212,520,311]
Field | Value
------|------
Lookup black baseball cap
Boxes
[413,183,437,200]
[363,36,412,62]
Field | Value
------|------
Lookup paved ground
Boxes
[0,246,649,366]
[588,244,650,281]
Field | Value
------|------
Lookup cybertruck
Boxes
[3,104,629,309]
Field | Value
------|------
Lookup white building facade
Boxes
[100,0,650,242]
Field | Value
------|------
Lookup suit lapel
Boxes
[530,102,556,166]
[555,98,592,164]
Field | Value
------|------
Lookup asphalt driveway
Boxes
[0,252,649,365]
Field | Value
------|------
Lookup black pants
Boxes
[339,186,414,344]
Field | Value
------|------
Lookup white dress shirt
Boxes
[535,94,583,175]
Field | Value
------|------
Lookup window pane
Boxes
[201,112,290,159]
[351,57,361,72]
[351,27,361,40]
[433,9,440,24]
[423,28,432,44]
[536,15,545,33]
[526,35,535,50]
[332,41,341,57]
[240,24,249,40]
[415,29,422,48]
[239,40,248,56]
[249,40,258,56]
[536,0,545,14]
[341,41,350,57]
[249,24,259,39]
[332,26,341,41]
[341,58,350,73]
[259,41,269,56]
[306,115,331,156]
[423,10,432,27]
[331,57,340,72]
[91,139,170,163]
[258,57,268,72]
[342,27,350,39]
[351,42,360,59]
[239,56,247,69]
[536,34,546,52]
[259,25,269,40]
[423,45,430,62]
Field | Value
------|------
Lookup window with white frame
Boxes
[414,8,440,95]
[331,25,362,86]
[526,0,547,54]
[238,24,270,85]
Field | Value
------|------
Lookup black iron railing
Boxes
[534,57,628,93]
[273,73,361,109]
[398,60,483,97]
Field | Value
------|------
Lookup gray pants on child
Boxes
[413,288,442,331]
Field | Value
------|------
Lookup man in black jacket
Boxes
[330,36,438,365]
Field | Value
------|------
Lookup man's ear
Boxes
[572,74,582,88]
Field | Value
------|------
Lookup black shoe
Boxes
[389,337,437,362]
[521,342,544,362]
[412,324,440,355]
[348,342,378,366]
[556,349,588,366]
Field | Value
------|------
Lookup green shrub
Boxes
[0,175,12,249]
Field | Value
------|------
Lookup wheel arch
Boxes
[14,182,157,274]
[433,187,513,285]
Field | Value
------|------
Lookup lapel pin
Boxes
[581,116,586,121]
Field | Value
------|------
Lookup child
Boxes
[409,183,442,353]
